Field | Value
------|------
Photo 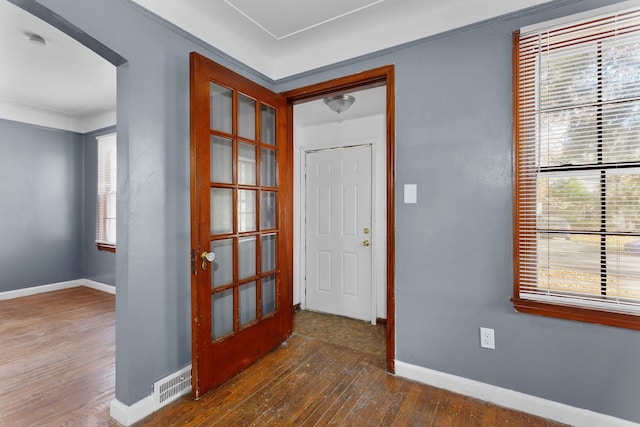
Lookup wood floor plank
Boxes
[321,362,384,426]
[1,293,570,427]
[376,376,414,426]
[0,287,115,427]
[297,356,371,426]
[218,343,351,426]
[388,382,430,426]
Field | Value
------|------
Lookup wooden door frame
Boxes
[282,64,396,373]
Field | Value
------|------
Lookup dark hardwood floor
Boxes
[0,286,117,426]
[0,288,567,426]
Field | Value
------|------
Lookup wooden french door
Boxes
[189,52,292,398]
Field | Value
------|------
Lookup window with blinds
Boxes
[513,4,640,328]
[96,133,117,249]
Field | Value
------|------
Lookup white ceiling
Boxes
[0,0,116,133]
[132,0,552,79]
[0,0,552,132]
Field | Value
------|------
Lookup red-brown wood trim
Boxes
[282,99,295,337]
[512,31,522,304]
[189,52,205,396]
[282,64,396,374]
[385,67,396,374]
[96,243,116,253]
[282,65,391,104]
[512,298,640,330]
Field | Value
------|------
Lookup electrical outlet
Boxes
[480,327,495,349]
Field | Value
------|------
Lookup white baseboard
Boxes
[0,279,84,300]
[110,396,154,426]
[0,278,115,300]
[83,279,116,294]
[110,363,192,426]
[395,360,637,427]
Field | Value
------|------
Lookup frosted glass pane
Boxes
[238,236,256,280]
[210,135,232,183]
[210,83,232,134]
[211,239,233,288]
[238,190,256,232]
[261,234,276,273]
[261,191,276,230]
[262,275,276,316]
[239,281,257,327]
[212,288,233,340]
[261,148,276,187]
[238,94,256,140]
[261,105,276,145]
[238,142,257,185]
[211,188,233,234]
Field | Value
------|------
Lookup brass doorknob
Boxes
[362,240,370,247]
[201,252,215,270]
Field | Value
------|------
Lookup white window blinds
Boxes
[514,6,640,319]
[96,133,117,246]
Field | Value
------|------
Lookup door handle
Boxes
[201,252,215,270]
[362,240,370,247]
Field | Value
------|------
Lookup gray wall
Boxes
[0,119,83,292]
[83,127,117,285]
[278,0,640,422]
[0,120,116,290]
[31,0,640,422]
[34,0,273,407]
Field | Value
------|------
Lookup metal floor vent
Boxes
[153,365,192,409]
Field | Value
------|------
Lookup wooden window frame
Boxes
[97,243,116,253]
[512,9,640,330]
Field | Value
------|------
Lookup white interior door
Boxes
[305,145,372,321]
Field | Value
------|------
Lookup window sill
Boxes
[97,243,116,253]
[512,297,640,331]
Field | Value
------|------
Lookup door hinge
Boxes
[190,249,196,275]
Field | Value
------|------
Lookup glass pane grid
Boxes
[209,88,281,341]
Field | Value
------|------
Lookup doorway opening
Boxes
[3,0,125,423]
[283,65,396,372]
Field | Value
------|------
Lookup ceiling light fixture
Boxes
[28,33,46,47]
[323,94,355,114]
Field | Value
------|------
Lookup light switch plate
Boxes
[404,184,417,204]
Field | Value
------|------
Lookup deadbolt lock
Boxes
[364,228,370,234]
